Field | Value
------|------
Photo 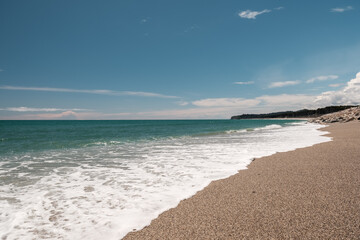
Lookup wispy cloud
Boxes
[274,7,284,10]
[192,98,260,107]
[184,24,199,33]
[0,86,178,98]
[0,107,90,112]
[140,17,150,23]
[176,101,189,106]
[331,6,353,13]
[257,94,315,107]
[269,80,301,88]
[329,83,342,88]
[192,73,360,114]
[19,94,316,120]
[238,9,271,19]
[306,75,338,83]
[6,111,83,120]
[0,69,3,72]
[233,81,254,85]
[4,73,359,120]
[191,94,315,108]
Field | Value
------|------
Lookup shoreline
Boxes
[124,121,360,239]
[230,118,311,120]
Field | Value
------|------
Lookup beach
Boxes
[2,120,330,239]
[124,121,360,239]
[1,1,359,239]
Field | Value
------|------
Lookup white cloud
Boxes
[0,86,178,99]
[191,73,360,117]
[238,9,271,19]
[109,108,235,120]
[4,73,359,120]
[329,83,342,88]
[0,107,89,112]
[269,80,300,88]
[191,94,315,109]
[257,94,316,107]
[176,101,189,106]
[274,7,284,10]
[17,111,80,120]
[315,72,360,106]
[331,6,353,12]
[192,98,260,107]
[2,94,317,120]
[306,75,338,83]
[234,81,254,85]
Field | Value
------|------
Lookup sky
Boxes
[0,0,360,119]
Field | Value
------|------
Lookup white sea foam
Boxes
[226,124,282,134]
[225,129,247,134]
[254,124,282,130]
[0,122,331,240]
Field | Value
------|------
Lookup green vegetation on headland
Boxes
[231,106,357,119]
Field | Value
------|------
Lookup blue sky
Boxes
[1,0,360,119]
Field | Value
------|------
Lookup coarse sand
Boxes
[124,121,360,239]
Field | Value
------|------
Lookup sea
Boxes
[0,120,331,240]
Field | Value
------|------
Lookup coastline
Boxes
[124,121,360,239]
[231,118,311,120]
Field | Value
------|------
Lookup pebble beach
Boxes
[124,121,360,239]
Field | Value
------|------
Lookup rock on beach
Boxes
[309,106,360,124]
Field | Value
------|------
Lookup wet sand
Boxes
[124,121,360,239]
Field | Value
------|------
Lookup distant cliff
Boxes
[231,106,357,119]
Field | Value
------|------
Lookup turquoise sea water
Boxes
[0,120,300,155]
[0,120,330,239]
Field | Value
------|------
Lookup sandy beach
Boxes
[124,121,360,239]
